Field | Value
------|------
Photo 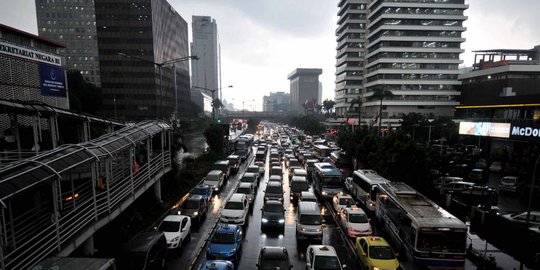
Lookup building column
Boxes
[81,235,94,256]
[153,178,162,204]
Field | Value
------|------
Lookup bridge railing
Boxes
[0,121,172,270]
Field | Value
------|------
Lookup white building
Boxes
[191,16,220,99]
[263,92,290,112]
[335,0,468,126]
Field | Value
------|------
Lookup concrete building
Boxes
[95,0,191,121]
[35,0,101,86]
[263,92,290,112]
[191,16,220,99]
[288,68,322,113]
[335,0,468,127]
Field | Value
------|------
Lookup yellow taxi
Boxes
[355,236,399,270]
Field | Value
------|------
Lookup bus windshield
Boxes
[323,176,341,187]
[416,230,466,253]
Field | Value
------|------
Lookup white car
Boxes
[332,193,354,213]
[340,207,372,238]
[220,193,250,225]
[503,211,540,227]
[157,215,191,250]
[306,245,346,270]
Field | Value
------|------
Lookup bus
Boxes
[312,162,343,199]
[312,145,332,161]
[329,151,353,177]
[344,169,390,211]
[375,182,467,269]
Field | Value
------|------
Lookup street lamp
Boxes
[193,85,233,120]
[233,98,255,119]
[117,52,199,120]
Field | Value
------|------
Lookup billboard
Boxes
[39,64,67,97]
[510,123,540,140]
[459,122,511,138]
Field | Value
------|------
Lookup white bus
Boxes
[312,162,343,199]
[375,182,467,269]
[312,145,332,161]
[344,169,390,211]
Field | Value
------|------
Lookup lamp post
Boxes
[233,98,255,120]
[193,85,233,120]
[117,52,198,120]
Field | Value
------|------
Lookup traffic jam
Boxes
[151,123,468,270]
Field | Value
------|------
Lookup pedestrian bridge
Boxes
[0,121,172,269]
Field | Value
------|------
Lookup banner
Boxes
[0,41,61,66]
[510,123,540,140]
[459,122,510,138]
[39,64,67,97]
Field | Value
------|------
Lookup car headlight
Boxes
[373,267,380,270]
[262,218,268,223]
[278,219,285,224]
[316,229,322,233]
[193,211,199,216]
[322,191,328,195]
[214,187,219,191]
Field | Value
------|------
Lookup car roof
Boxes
[264,200,283,206]
[361,236,391,246]
[216,224,240,234]
[343,207,366,214]
[291,176,307,182]
[308,245,338,256]
[270,175,282,179]
[260,246,288,258]
[208,170,223,175]
[301,191,316,197]
[242,172,256,177]
[201,260,234,269]
[162,214,188,222]
[267,181,282,187]
[336,193,353,199]
[293,169,307,174]
[188,194,203,201]
[248,165,259,169]
[229,193,246,201]
[195,184,211,189]
[227,155,240,159]
[237,182,254,188]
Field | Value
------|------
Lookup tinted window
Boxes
[260,256,289,270]
[300,214,322,225]
[225,201,244,210]
[192,187,208,195]
[266,185,283,193]
[211,232,235,244]
[236,187,252,194]
[314,255,341,269]
[184,200,200,209]
[349,213,368,223]
[158,221,179,232]
[369,246,394,260]
[263,203,283,212]
[291,181,309,191]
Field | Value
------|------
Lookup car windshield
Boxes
[225,201,244,210]
[417,230,466,253]
[237,187,251,195]
[300,214,322,225]
[339,197,352,205]
[158,220,180,232]
[349,213,368,223]
[184,200,200,209]
[501,178,516,184]
[260,257,289,270]
[122,252,146,268]
[369,246,395,260]
[213,164,227,171]
[248,168,259,173]
[314,255,341,269]
[211,232,235,244]
[266,185,283,194]
[289,160,300,167]
[291,181,309,191]
[241,177,255,183]
[324,176,342,187]
[192,187,208,195]
[263,203,283,212]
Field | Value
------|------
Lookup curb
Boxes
[187,217,221,270]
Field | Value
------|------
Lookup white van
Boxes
[296,201,323,242]
[203,170,225,192]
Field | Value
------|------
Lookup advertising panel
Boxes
[39,64,67,97]
[459,122,510,138]
[510,123,540,140]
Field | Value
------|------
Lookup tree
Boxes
[203,124,225,155]
[372,87,394,135]
[322,99,336,116]
[348,97,363,126]
[211,98,223,110]
[288,115,325,135]
[67,70,102,115]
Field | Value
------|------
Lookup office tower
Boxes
[95,0,191,121]
[288,68,323,114]
[35,0,101,86]
[191,16,220,99]
[263,92,290,112]
[335,0,468,126]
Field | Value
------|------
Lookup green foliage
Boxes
[288,115,325,135]
[203,124,224,155]
[322,99,336,115]
[67,70,102,115]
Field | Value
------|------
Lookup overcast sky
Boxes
[1,0,539,111]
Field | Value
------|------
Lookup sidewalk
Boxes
[467,232,532,270]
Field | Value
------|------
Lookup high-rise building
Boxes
[191,16,220,99]
[263,92,290,112]
[288,68,322,113]
[95,0,191,121]
[35,0,101,86]
[335,0,468,126]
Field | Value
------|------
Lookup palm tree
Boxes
[323,99,336,116]
[348,96,363,127]
[371,86,394,135]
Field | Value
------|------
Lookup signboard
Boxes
[510,123,540,140]
[459,122,510,138]
[39,64,67,97]
[0,41,61,66]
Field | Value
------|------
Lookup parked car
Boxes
[121,231,167,269]
[468,168,486,183]
[502,211,540,227]
[340,207,372,238]
[355,236,399,270]
[157,215,191,250]
[256,246,293,270]
[213,160,231,180]
[433,176,464,190]
[439,181,475,195]
[207,224,244,263]
[254,161,265,175]
[235,182,256,206]
[489,161,503,172]
[299,191,318,204]
[204,170,225,193]
[270,166,283,177]
[240,172,259,190]
[499,176,521,193]
[261,200,286,232]
[332,193,354,213]
[247,165,262,180]
[305,245,346,270]
[290,176,309,202]
[264,181,284,202]
[198,260,234,270]
[226,155,241,174]
[220,194,249,226]
[191,184,213,204]
[178,195,207,224]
